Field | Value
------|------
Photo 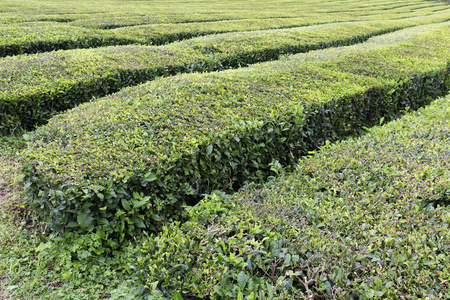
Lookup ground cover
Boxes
[2,16,449,134]
[121,94,450,299]
[1,137,132,299]
[20,22,450,253]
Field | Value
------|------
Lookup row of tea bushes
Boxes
[120,95,450,299]
[76,3,450,29]
[111,10,450,46]
[20,22,450,252]
[110,17,340,45]
[0,18,447,133]
[1,0,444,28]
[66,4,448,29]
[0,16,401,58]
[2,8,449,58]
[0,22,139,57]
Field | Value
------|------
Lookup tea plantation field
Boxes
[0,0,449,299]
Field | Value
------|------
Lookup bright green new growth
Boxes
[21,22,450,251]
[124,95,450,299]
[1,14,449,133]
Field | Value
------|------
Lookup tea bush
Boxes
[4,11,449,58]
[0,22,140,57]
[1,16,448,133]
[121,95,450,299]
[20,23,450,251]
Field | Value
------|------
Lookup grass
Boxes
[0,135,24,213]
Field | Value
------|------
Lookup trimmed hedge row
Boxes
[0,18,317,58]
[120,95,450,299]
[2,7,449,58]
[0,16,417,58]
[0,14,79,25]
[64,4,450,29]
[110,17,344,45]
[68,13,266,29]
[112,10,450,46]
[1,0,444,28]
[69,5,433,29]
[0,17,447,134]
[21,22,450,251]
[0,22,140,57]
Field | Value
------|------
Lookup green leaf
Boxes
[96,230,105,239]
[121,199,131,211]
[206,145,213,155]
[237,292,244,300]
[144,172,157,182]
[67,222,79,228]
[267,283,274,299]
[77,213,94,229]
[152,214,163,222]
[98,218,109,225]
[173,291,183,300]
[35,242,51,252]
[237,271,248,290]
[315,223,325,229]
[96,192,104,200]
[133,196,150,209]
[422,260,436,266]
[284,253,292,266]
[134,218,145,228]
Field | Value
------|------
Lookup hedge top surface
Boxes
[0,45,181,99]
[1,15,448,101]
[22,22,450,187]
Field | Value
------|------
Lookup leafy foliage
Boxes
[20,22,450,252]
[2,8,450,58]
[1,1,449,299]
[1,0,447,28]
[120,95,450,299]
[1,15,449,134]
